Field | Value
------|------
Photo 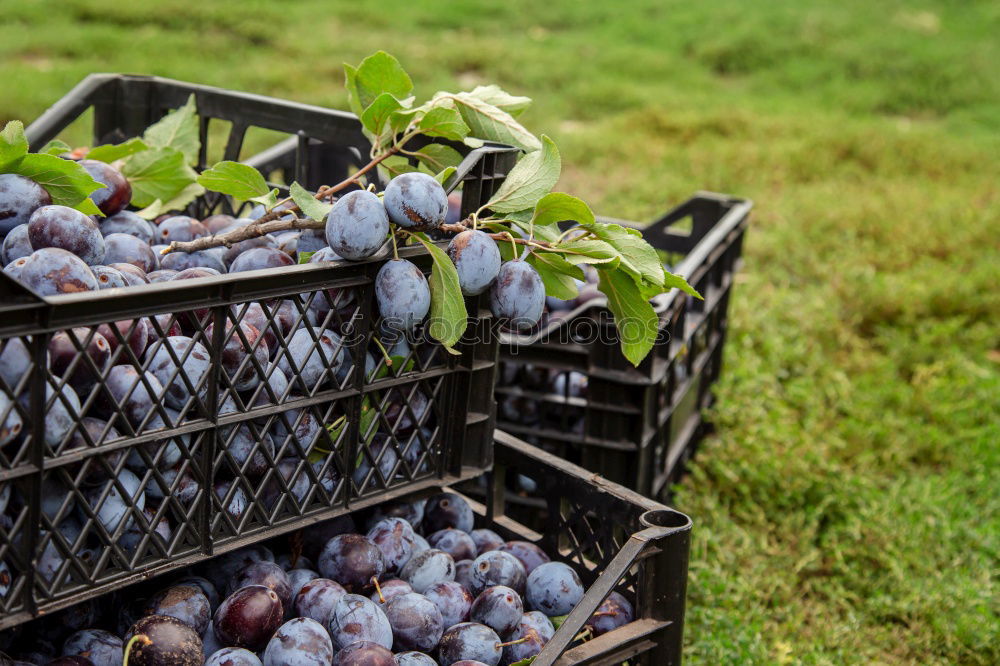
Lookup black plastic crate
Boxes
[0,75,516,628]
[0,431,691,665]
[495,192,751,500]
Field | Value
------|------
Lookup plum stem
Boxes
[372,576,386,603]
[371,336,393,369]
[122,633,152,665]
[390,228,400,260]
[497,636,530,648]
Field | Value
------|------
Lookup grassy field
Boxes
[2,0,998,663]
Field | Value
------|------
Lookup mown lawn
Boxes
[2,1,997,663]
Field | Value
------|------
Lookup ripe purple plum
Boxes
[78,160,131,216]
[470,529,504,556]
[229,247,294,273]
[213,585,284,651]
[28,205,111,266]
[157,216,207,244]
[160,249,226,273]
[497,541,550,575]
[146,269,178,283]
[318,534,386,593]
[17,248,98,294]
[61,629,122,666]
[293,577,346,626]
[0,173,51,236]
[369,578,412,605]
[428,528,478,562]
[366,517,416,574]
[490,261,545,331]
[324,190,389,260]
[203,214,237,234]
[91,265,128,289]
[400,549,455,594]
[2,223,32,264]
[525,561,584,616]
[108,262,150,286]
[205,648,262,666]
[423,492,475,534]
[469,551,526,597]
[447,230,501,296]
[586,590,634,636]
[103,234,157,273]
[286,568,319,599]
[328,594,393,651]
[331,641,394,666]
[145,335,210,409]
[437,622,502,666]
[124,614,202,666]
[221,234,276,267]
[205,321,268,391]
[384,592,443,652]
[262,617,333,666]
[228,561,293,612]
[424,580,474,629]
[99,210,154,243]
[48,327,111,395]
[97,365,163,427]
[275,328,345,392]
[375,259,429,332]
[382,172,447,229]
[142,584,211,635]
[470,586,522,636]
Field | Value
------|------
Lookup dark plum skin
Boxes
[469,551,526,597]
[375,259,429,332]
[470,586,522,636]
[145,335,210,409]
[48,327,110,394]
[428,528,478,562]
[382,172,448,229]
[99,210,154,243]
[447,230,501,296]
[497,541,551,575]
[103,233,157,273]
[520,610,555,641]
[300,516,355,563]
[97,365,163,428]
[44,657,95,665]
[213,585,284,651]
[423,492,475,534]
[230,246,295,273]
[142,584,211,635]
[205,321,268,391]
[108,262,150,286]
[173,575,220,611]
[324,189,389,260]
[262,617,333,666]
[205,647,262,666]
[331,641,394,666]
[500,612,552,664]
[365,517,416,574]
[17,248,98,295]
[160,249,227,273]
[61,629,122,666]
[275,328,345,392]
[28,205,105,266]
[318,534,386,593]
[490,260,545,331]
[222,235,276,268]
[328,593,393,651]
[586,590,633,636]
[293,578,347,626]
[96,318,149,359]
[228,561,293,611]
[146,269,178,283]
[2,223,32,264]
[201,545,274,597]
[370,578,411,605]
[437,622,502,666]
[394,652,437,666]
[308,245,341,263]
[0,173,51,236]
[470,529,505,556]
[400,549,455,594]
[78,160,131,216]
[525,562,584,616]
[286,568,319,599]
[92,265,128,289]
[424,580,474,629]
[203,213,236,234]
[125,614,203,666]
[384,592,443,652]
[297,228,327,254]
[157,216,208,244]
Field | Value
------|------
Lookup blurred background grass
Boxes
[1,0,998,663]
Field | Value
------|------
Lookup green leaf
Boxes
[343,63,364,117]
[86,138,148,163]
[527,251,582,300]
[509,658,536,666]
[580,222,664,286]
[11,153,104,215]
[664,268,702,300]
[134,181,204,220]
[360,92,406,137]
[485,136,560,214]
[597,268,660,366]
[554,239,620,266]
[353,51,414,111]
[448,93,541,152]
[38,139,72,157]
[388,107,420,137]
[196,160,270,201]
[549,615,569,630]
[408,233,468,349]
[122,147,199,208]
[466,85,532,117]
[434,166,456,185]
[142,94,199,164]
[531,192,594,227]
[503,211,560,243]
[290,181,333,221]
[418,107,469,141]
[0,121,29,171]
[250,188,280,210]
[412,144,464,172]
[298,251,316,265]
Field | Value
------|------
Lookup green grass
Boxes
[2,0,998,662]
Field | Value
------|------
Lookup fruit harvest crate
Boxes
[0,74,517,628]
[495,192,751,500]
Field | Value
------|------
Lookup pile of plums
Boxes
[2,160,548,334]
[0,492,635,665]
